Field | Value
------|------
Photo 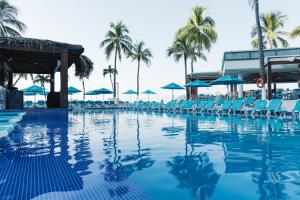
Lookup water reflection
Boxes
[99,112,154,198]
[181,114,300,200]
[167,115,220,200]
[72,112,93,176]
[0,115,84,200]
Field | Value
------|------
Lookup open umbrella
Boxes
[210,76,245,99]
[185,80,209,87]
[142,90,156,101]
[123,90,137,102]
[210,76,245,85]
[161,83,184,100]
[185,80,210,99]
[68,86,81,100]
[94,88,113,101]
[85,90,97,100]
[23,85,46,103]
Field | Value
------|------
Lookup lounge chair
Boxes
[230,99,244,115]
[181,100,194,113]
[24,101,33,108]
[194,100,207,113]
[37,100,45,108]
[199,100,215,114]
[217,100,232,115]
[282,100,300,120]
[263,99,282,117]
[245,100,267,117]
[163,100,177,112]
[245,96,255,106]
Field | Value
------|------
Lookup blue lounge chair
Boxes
[246,100,267,116]
[181,100,194,113]
[292,100,300,120]
[282,100,300,120]
[37,100,45,107]
[217,100,232,114]
[264,99,282,117]
[24,101,33,108]
[230,99,244,115]
[164,100,177,112]
[245,96,255,106]
[199,100,215,113]
[194,100,207,113]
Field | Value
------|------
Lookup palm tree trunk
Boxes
[184,54,190,99]
[13,75,22,87]
[254,0,266,99]
[137,59,140,100]
[82,79,85,101]
[110,74,114,92]
[113,48,118,98]
[191,60,194,74]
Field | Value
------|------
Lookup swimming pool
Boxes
[0,109,300,200]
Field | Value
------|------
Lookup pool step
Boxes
[0,112,26,137]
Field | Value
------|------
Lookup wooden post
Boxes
[267,63,272,100]
[60,49,68,108]
[50,73,55,92]
[8,73,13,90]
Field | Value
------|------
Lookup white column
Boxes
[261,85,267,100]
[238,73,243,98]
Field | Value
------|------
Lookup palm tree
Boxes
[33,74,50,100]
[167,36,194,99]
[103,65,118,92]
[178,6,217,52]
[0,0,26,36]
[13,73,33,87]
[249,0,266,98]
[189,45,206,74]
[251,11,289,49]
[128,41,153,98]
[75,55,94,101]
[100,21,132,98]
[291,26,300,38]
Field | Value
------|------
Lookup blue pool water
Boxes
[0,110,300,200]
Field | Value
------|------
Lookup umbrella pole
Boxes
[148,94,149,102]
[130,95,132,103]
[172,89,174,100]
[103,94,104,102]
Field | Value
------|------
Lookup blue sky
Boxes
[11,0,300,101]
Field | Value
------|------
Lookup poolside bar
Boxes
[0,37,85,109]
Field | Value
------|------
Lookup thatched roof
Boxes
[0,37,87,74]
[0,36,84,53]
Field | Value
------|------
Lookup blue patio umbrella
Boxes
[185,80,209,87]
[68,86,81,94]
[123,90,137,102]
[210,76,245,99]
[185,80,210,98]
[142,90,156,101]
[210,76,245,85]
[94,88,113,101]
[85,90,98,101]
[68,86,81,100]
[161,83,184,100]
[23,85,47,103]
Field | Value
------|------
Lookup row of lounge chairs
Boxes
[69,100,116,109]
[24,100,117,108]
[122,98,300,119]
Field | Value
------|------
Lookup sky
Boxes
[11,0,300,101]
